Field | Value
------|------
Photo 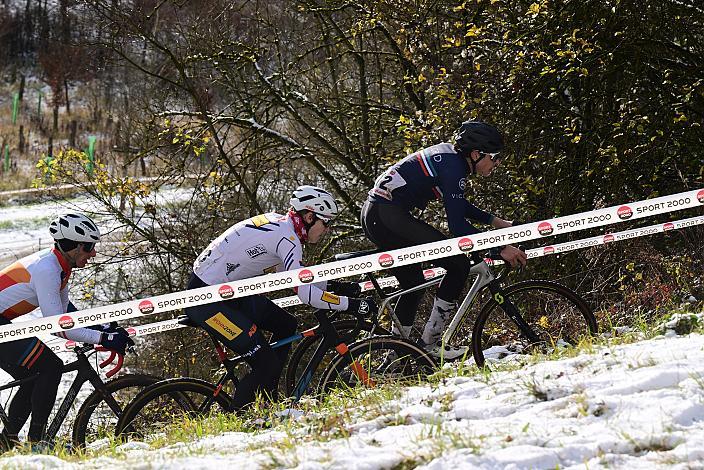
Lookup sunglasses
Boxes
[81,242,96,253]
[481,151,501,162]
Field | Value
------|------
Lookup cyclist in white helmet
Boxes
[0,213,132,449]
[185,185,376,411]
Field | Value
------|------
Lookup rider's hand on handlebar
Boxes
[327,280,362,297]
[346,297,377,317]
[500,245,528,269]
[99,330,135,356]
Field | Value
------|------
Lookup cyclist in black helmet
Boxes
[361,120,527,360]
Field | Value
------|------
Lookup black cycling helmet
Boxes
[452,120,504,158]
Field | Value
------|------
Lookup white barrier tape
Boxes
[3,187,702,344]
[40,213,704,352]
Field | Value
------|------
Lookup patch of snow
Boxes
[1,331,703,468]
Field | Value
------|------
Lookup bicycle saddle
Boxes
[333,248,380,261]
[177,315,199,328]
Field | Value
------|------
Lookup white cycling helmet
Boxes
[49,213,101,243]
[290,185,339,221]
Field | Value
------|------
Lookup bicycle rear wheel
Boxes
[284,319,388,396]
[72,373,160,448]
[470,280,598,368]
[319,336,436,393]
[115,378,233,442]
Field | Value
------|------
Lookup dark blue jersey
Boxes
[368,143,494,236]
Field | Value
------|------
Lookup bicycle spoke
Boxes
[121,389,217,441]
[322,337,436,392]
[116,378,234,444]
[73,374,159,448]
[472,281,597,367]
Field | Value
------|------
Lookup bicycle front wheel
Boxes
[319,336,436,393]
[115,378,233,442]
[471,280,598,368]
[72,373,160,448]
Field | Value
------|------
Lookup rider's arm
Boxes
[32,270,102,344]
[276,237,350,311]
[443,190,493,237]
[437,156,495,236]
[462,199,494,225]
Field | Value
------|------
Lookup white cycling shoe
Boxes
[424,341,469,361]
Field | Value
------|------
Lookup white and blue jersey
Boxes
[368,143,494,236]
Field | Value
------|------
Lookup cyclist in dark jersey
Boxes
[361,121,527,359]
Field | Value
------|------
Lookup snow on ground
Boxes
[2,328,704,469]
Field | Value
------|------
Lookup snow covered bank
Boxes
[3,329,704,469]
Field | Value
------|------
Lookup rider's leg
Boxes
[420,254,471,345]
[0,334,62,444]
[361,202,472,358]
[388,264,426,329]
[421,298,457,345]
[25,347,63,442]
[235,295,297,367]
[234,344,282,409]
[185,296,286,410]
[361,201,427,329]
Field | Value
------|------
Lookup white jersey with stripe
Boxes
[193,213,350,311]
[0,249,102,344]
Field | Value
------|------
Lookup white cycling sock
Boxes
[421,297,457,346]
[391,324,412,338]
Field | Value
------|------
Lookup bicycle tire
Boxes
[72,373,160,448]
[470,280,598,368]
[115,377,233,441]
[284,319,388,397]
[319,335,436,393]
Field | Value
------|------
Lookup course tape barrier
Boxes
[40,212,704,352]
[4,186,701,344]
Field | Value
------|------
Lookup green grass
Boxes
[8,310,704,464]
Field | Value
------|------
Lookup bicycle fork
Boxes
[335,343,375,387]
[291,312,376,399]
[487,283,542,345]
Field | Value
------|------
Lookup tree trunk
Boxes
[48,134,53,158]
[23,0,33,52]
[53,103,58,132]
[69,120,77,147]
[19,74,25,101]
[64,79,70,114]
[19,126,26,154]
[0,138,6,174]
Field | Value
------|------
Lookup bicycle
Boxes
[0,343,159,450]
[290,248,598,368]
[113,309,435,441]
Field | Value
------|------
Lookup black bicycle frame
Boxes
[0,345,120,442]
[199,309,363,412]
[290,309,359,400]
